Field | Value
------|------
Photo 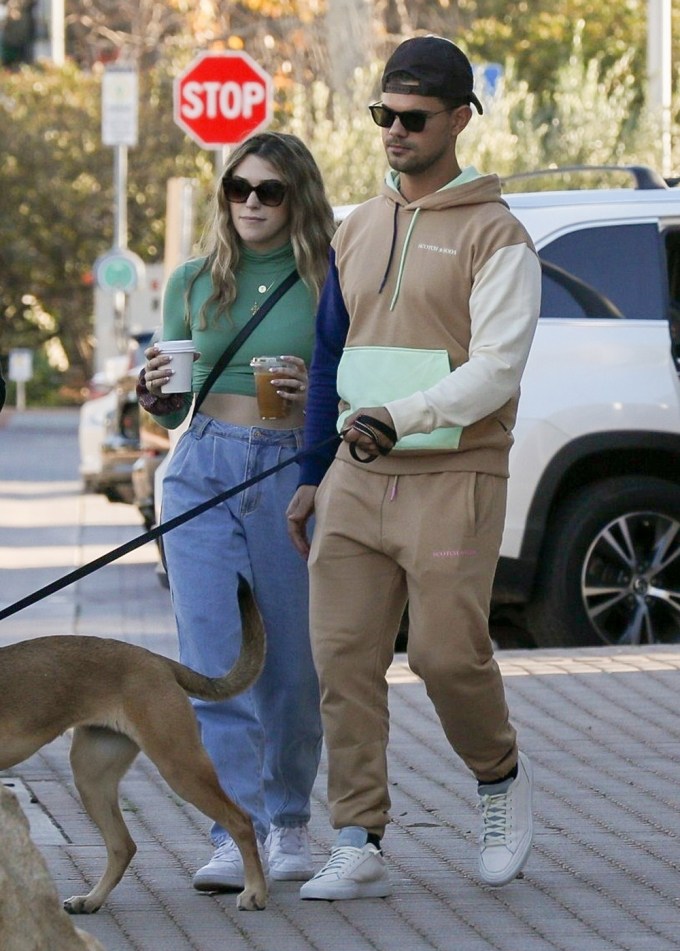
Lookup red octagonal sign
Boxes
[174,51,273,148]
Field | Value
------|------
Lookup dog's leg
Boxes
[137,696,267,911]
[64,725,139,914]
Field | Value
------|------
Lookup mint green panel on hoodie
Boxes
[336,346,462,451]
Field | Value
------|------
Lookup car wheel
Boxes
[526,476,680,647]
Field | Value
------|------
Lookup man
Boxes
[287,35,542,900]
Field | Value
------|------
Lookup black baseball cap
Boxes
[381,35,483,115]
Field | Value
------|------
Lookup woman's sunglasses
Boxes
[222,176,288,207]
[368,102,453,134]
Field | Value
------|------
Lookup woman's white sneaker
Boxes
[192,838,268,892]
[266,824,314,881]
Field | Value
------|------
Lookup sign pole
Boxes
[8,349,33,413]
[215,146,230,184]
[100,64,141,353]
[113,144,129,250]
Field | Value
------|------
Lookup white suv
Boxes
[495,167,680,648]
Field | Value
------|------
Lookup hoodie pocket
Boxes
[336,345,462,451]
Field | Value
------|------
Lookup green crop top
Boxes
[155,242,316,428]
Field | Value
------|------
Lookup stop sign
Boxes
[174,51,273,148]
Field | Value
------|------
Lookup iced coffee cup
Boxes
[250,356,295,420]
[157,340,195,394]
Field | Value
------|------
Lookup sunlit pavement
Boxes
[2,409,680,951]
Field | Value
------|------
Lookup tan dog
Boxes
[0,576,267,914]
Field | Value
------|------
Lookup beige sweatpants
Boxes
[308,459,518,837]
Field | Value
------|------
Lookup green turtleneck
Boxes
[155,243,315,428]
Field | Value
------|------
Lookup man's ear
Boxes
[450,105,473,136]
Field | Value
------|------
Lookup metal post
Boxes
[113,144,128,250]
[32,0,64,64]
[647,0,672,177]
[50,0,64,65]
[164,178,197,276]
[217,147,230,182]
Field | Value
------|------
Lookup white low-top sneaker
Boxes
[192,838,268,892]
[300,827,391,901]
[478,750,533,886]
[266,824,314,881]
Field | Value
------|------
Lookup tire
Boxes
[525,476,680,648]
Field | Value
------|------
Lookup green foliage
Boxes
[2,348,68,409]
[462,0,650,97]
[460,43,667,179]
[286,38,678,196]
[0,62,105,385]
[0,56,214,397]
[285,64,386,206]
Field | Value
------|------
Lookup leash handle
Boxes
[343,414,397,464]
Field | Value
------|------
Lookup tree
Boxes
[0,57,213,390]
[459,0,680,104]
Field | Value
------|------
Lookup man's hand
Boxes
[342,406,397,461]
[286,485,318,559]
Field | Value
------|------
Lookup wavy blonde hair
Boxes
[188,132,335,327]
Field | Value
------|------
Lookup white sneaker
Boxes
[478,750,533,886]
[300,828,391,900]
[266,824,314,881]
[192,838,268,892]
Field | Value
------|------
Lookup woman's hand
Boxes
[144,344,199,394]
[144,345,173,394]
[271,355,308,406]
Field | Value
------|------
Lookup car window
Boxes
[538,222,668,320]
[129,332,154,369]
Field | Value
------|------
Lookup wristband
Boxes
[136,368,185,415]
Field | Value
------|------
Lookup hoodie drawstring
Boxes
[378,201,400,295]
[389,208,420,310]
[378,201,422,311]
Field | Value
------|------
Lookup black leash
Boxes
[0,434,339,622]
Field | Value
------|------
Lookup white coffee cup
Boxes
[157,339,195,394]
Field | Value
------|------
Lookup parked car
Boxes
[149,166,680,649]
[132,405,171,530]
[495,165,680,647]
[79,331,154,503]
[78,371,120,492]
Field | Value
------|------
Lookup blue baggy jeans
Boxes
[161,413,322,843]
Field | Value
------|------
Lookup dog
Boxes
[0,576,267,914]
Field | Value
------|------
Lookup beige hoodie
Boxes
[333,168,542,476]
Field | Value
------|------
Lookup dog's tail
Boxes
[169,576,266,701]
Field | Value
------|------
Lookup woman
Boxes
[138,132,335,891]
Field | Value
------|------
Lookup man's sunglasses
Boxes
[368,102,453,133]
[222,176,288,207]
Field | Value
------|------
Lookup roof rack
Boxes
[501,164,668,191]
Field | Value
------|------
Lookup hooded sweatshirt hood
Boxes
[376,168,509,308]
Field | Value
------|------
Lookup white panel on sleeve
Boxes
[385,243,541,437]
